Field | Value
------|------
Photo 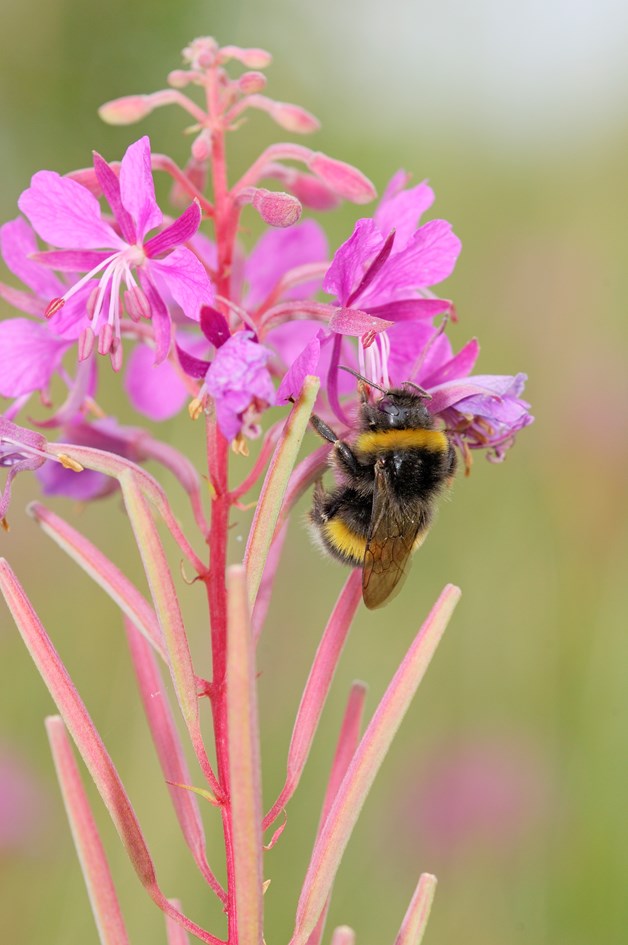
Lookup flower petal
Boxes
[144,202,202,258]
[0,319,69,396]
[93,151,136,244]
[323,219,382,304]
[119,137,162,240]
[18,171,124,250]
[245,220,328,310]
[276,334,322,405]
[0,218,64,298]
[362,219,461,304]
[149,247,214,323]
[374,177,435,248]
[124,345,190,421]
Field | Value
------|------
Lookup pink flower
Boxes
[204,331,275,441]
[17,136,214,367]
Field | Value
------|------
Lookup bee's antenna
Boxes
[402,380,432,399]
[338,365,388,394]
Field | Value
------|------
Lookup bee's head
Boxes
[362,386,434,430]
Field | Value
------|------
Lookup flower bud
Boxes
[238,71,267,94]
[308,152,377,205]
[252,189,302,228]
[98,95,154,125]
[218,45,272,69]
[168,69,195,88]
[270,102,320,134]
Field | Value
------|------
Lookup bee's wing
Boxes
[362,460,424,610]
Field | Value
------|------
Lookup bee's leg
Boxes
[310,414,362,477]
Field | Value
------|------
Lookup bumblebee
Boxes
[308,375,457,609]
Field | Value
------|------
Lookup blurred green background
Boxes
[1,1,627,943]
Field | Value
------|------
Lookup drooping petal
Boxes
[18,171,124,250]
[149,247,214,322]
[323,219,382,304]
[245,220,328,310]
[124,345,190,421]
[0,319,70,396]
[0,218,64,298]
[199,305,230,348]
[374,178,435,247]
[118,136,163,241]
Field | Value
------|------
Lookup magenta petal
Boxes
[421,338,480,389]
[199,306,230,348]
[34,249,113,273]
[149,247,214,322]
[0,319,69,396]
[368,298,453,322]
[323,219,382,303]
[245,220,328,310]
[119,137,162,240]
[124,345,190,420]
[0,218,64,298]
[375,178,435,247]
[93,151,136,244]
[144,202,202,258]
[276,334,321,404]
[37,459,112,502]
[386,322,444,385]
[18,171,124,250]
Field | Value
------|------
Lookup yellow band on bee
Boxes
[324,519,367,563]
[356,428,448,454]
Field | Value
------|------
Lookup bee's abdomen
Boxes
[310,486,371,566]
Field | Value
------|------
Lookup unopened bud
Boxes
[168,69,195,88]
[218,45,272,69]
[252,189,302,228]
[308,152,377,205]
[98,95,154,125]
[270,101,320,134]
[191,130,212,162]
[286,172,340,210]
[238,71,267,94]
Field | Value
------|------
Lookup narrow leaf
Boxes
[125,619,225,901]
[243,375,319,607]
[29,502,166,662]
[393,874,437,945]
[305,683,367,945]
[226,565,264,945]
[119,471,221,798]
[45,715,130,945]
[0,559,222,945]
[264,570,362,829]
[291,585,461,945]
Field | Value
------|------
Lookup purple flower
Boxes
[386,320,533,462]
[203,331,275,442]
[323,171,461,317]
[17,136,214,367]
